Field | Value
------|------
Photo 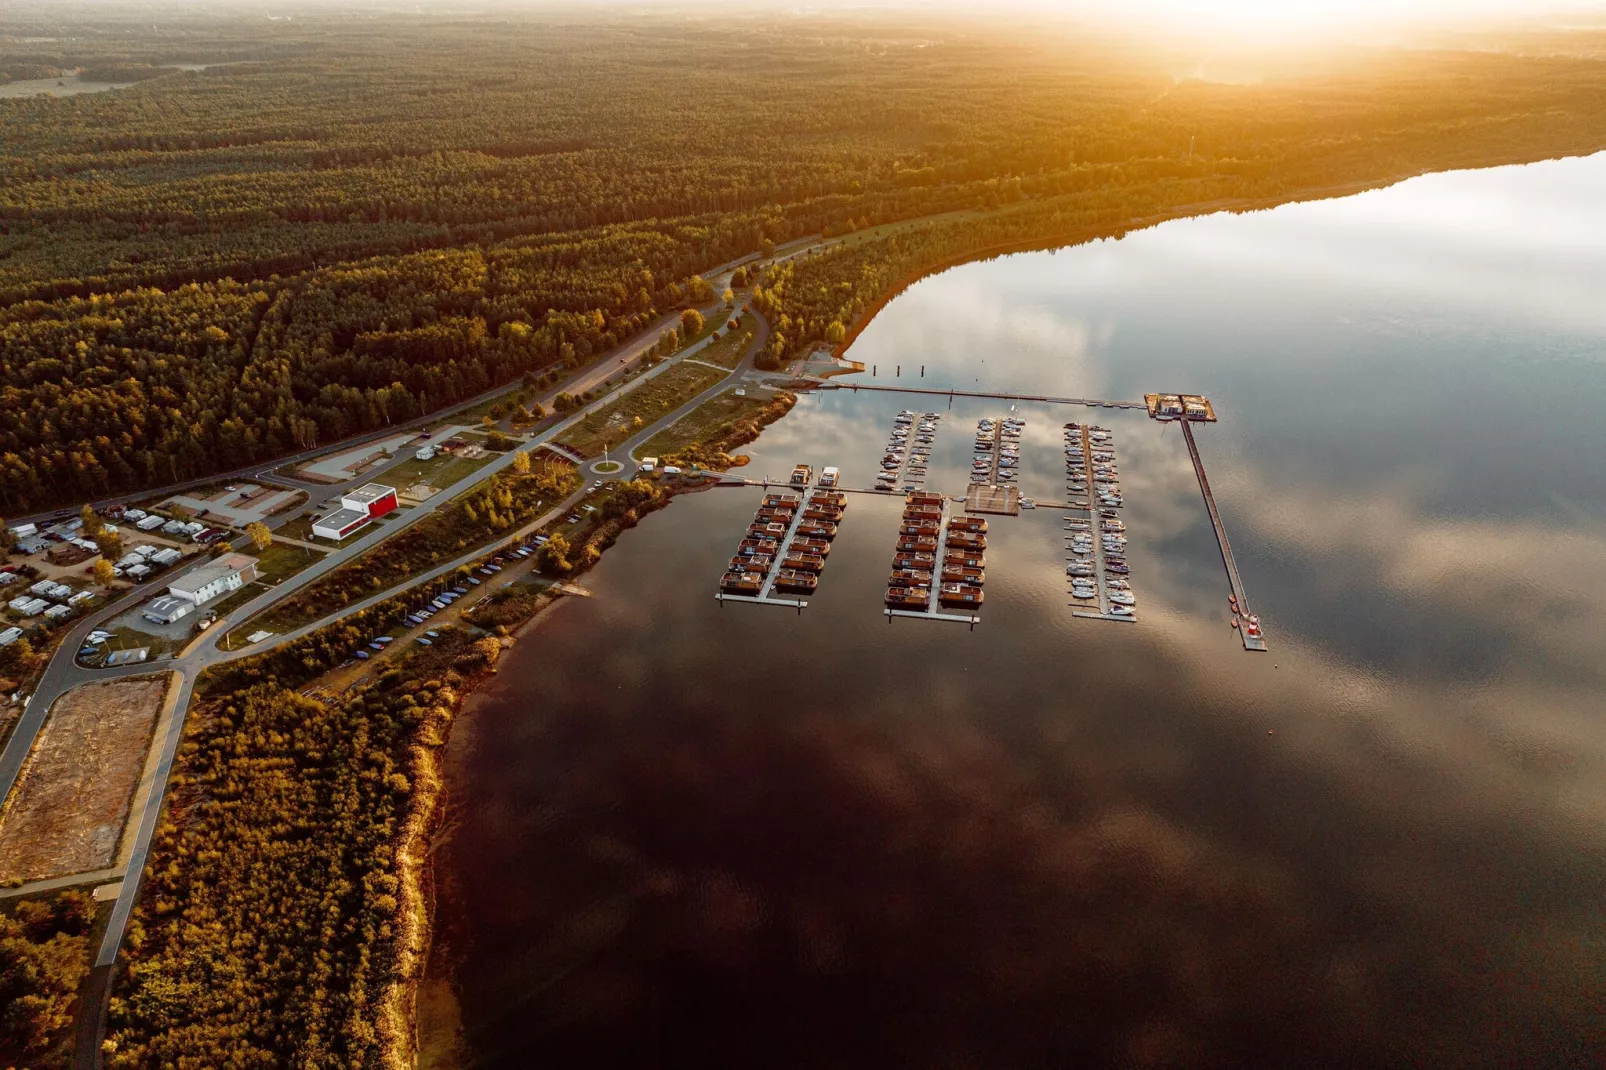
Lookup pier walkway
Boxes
[1180,420,1267,652]
[818,381,1146,409]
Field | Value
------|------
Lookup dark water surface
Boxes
[437,155,1606,1069]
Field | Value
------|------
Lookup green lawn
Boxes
[693,318,758,369]
[640,390,773,459]
[557,363,727,457]
[381,452,493,493]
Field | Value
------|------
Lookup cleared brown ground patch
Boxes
[0,675,168,883]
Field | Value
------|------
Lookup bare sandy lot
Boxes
[0,675,168,883]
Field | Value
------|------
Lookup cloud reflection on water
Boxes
[438,154,1606,1068]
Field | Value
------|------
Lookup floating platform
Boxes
[964,483,1020,516]
[885,494,983,627]
[1064,423,1136,624]
[1144,393,1217,422]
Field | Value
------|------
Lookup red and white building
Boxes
[312,483,399,541]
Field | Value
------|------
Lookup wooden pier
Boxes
[819,381,1146,410]
[716,478,828,611]
[1180,420,1268,652]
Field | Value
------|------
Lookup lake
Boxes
[433,153,1606,1068]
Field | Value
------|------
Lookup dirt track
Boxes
[0,675,167,883]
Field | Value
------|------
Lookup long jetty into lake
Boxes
[815,381,1147,410]
[1180,420,1268,652]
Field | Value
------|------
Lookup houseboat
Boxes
[906,491,945,507]
[789,464,813,486]
[941,564,985,585]
[797,521,838,540]
[899,521,939,536]
[939,583,985,608]
[809,491,847,508]
[748,522,789,539]
[792,538,830,557]
[947,517,987,534]
[773,569,818,593]
[762,493,800,510]
[947,531,987,551]
[720,571,764,595]
[943,551,984,569]
[783,552,826,573]
[803,505,844,522]
[897,536,939,554]
[902,506,943,523]
[737,538,780,556]
[731,554,773,573]
[894,552,936,571]
[885,586,931,610]
[889,568,934,588]
[819,466,840,488]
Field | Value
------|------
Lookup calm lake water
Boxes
[436,154,1606,1069]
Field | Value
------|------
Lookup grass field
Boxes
[695,319,758,369]
[558,362,728,457]
[198,542,325,623]
[640,390,775,459]
[381,452,494,493]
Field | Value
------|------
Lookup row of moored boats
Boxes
[1065,422,1135,617]
[885,491,987,610]
[720,485,848,596]
[877,410,940,492]
[971,416,1023,485]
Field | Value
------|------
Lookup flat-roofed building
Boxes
[142,595,193,625]
[312,483,398,541]
[167,553,258,606]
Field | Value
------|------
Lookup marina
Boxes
[884,492,983,626]
[717,473,847,610]
[1064,422,1135,623]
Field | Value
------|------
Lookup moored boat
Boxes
[783,552,826,573]
[889,568,934,587]
[897,536,939,553]
[773,569,818,593]
[947,531,986,550]
[947,516,987,534]
[939,583,984,608]
[893,552,936,570]
[792,538,831,557]
[885,586,930,609]
[797,521,838,539]
[720,571,764,594]
[941,564,985,585]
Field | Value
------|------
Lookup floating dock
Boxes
[1065,424,1134,624]
[1180,420,1267,652]
[884,495,982,627]
[717,478,843,611]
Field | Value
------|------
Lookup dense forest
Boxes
[1,10,1603,511]
[0,890,94,1064]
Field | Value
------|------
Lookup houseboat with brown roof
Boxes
[947,531,987,551]
[886,586,931,610]
[902,506,943,522]
[809,491,847,508]
[738,537,780,556]
[762,493,800,510]
[720,571,765,595]
[748,522,789,539]
[900,521,940,536]
[906,491,945,507]
[894,552,936,571]
[797,521,838,540]
[947,517,988,534]
[773,569,818,593]
[943,551,985,569]
[897,536,939,554]
[783,552,826,573]
[890,568,934,588]
[939,583,985,608]
[792,537,830,557]
[803,505,844,522]
[941,564,985,585]
[730,554,773,573]
[754,508,793,524]
[790,464,814,486]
